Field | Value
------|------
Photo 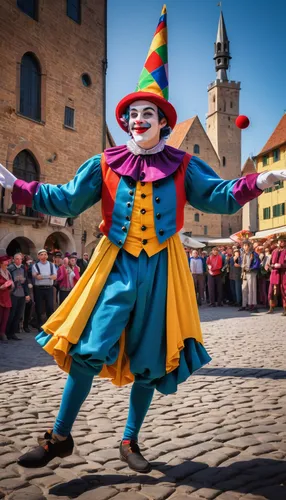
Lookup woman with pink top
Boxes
[0,252,14,341]
[57,256,80,305]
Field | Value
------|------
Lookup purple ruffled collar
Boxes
[104,144,186,182]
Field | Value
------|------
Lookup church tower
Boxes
[206,11,242,236]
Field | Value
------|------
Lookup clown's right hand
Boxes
[0,163,17,189]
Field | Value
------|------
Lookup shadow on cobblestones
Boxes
[196,367,286,379]
[49,458,286,499]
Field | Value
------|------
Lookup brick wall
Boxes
[0,0,105,254]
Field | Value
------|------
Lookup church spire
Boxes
[214,11,231,81]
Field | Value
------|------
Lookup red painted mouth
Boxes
[133,127,149,134]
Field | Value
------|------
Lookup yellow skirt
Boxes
[40,233,203,386]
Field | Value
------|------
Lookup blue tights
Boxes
[53,362,154,441]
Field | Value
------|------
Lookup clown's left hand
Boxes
[256,170,286,191]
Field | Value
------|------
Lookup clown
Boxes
[0,5,286,473]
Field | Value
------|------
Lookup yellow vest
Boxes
[123,181,167,257]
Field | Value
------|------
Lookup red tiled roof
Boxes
[258,114,286,155]
[166,117,196,148]
[241,157,256,175]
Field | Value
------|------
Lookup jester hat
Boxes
[116,5,177,131]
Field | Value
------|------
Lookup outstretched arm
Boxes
[185,156,263,214]
[0,154,102,218]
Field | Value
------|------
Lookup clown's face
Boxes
[129,100,167,149]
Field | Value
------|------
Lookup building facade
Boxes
[168,11,242,239]
[255,114,286,232]
[0,0,107,258]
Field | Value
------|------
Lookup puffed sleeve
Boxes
[12,154,102,218]
[185,156,262,214]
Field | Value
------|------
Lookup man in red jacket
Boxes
[267,237,286,315]
[207,247,223,307]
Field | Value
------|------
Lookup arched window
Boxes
[193,144,200,154]
[217,43,221,52]
[194,213,200,222]
[13,150,39,182]
[222,156,226,167]
[13,150,40,217]
[20,53,41,121]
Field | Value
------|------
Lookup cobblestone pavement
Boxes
[1,306,286,500]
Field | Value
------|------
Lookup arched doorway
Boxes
[6,237,36,257]
[44,231,73,256]
[12,150,40,217]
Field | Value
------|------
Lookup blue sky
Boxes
[106,0,286,167]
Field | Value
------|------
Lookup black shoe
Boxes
[119,440,151,473]
[18,430,74,468]
[23,327,31,333]
[238,307,246,311]
[7,334,22,341]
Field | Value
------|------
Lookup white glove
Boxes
[256,170,286,191]
[0,163,17,189]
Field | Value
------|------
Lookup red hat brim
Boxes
[116,92,177,132]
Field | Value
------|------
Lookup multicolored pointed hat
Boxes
[116,5,177,131]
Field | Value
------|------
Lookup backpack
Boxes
[35,261,54,275]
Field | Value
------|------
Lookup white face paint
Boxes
[128,100,166,148]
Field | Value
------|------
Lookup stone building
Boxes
[167,11,242,239]
[0,0,108,258]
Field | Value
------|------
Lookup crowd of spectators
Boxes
[0,249,89,341]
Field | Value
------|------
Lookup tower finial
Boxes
[213,10,231,81]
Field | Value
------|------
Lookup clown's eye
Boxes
[130,112,138,118]
[144,112,153,118]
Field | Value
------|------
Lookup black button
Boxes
[155,197,160,203]
[159,229,164,236]
[142,239,148,245]
[141,182,146,186]
[141,225,147,231]
[141,193,146,199]
[156,213,161,220]
[122,226,127,232]
[154,182,159,188]
[129,180,135,187]
[126,215,131,221]
[127,202,131,208]
[140,208,146,214]
[129,190,134,196]
[118,240,122,245]
[140,172,146,180]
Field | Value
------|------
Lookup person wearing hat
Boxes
[0,251,14,341]
[32,250,57,330]
[267,236,286,315]
[0,5,286,471]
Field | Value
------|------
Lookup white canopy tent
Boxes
[250,226,286,240]
[179,233,205,249]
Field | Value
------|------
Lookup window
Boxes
[273,149,280,162]
[218,58,221,64]
[67,0,81,23]
[222,156,226,167]
[64,106,75,129]
[20,53,41,121]
[263,207,271,219]
[230,101,233,108]
[264,187,272,193]
[17,0,38,20]
[217,43,221,52]
[204,225,208,235]
[193,144,200,154]
[194,213,200,222]
[262,155,269,166]
[13,150,39,217]
[273,203,285,218]
[274,180,284,190]
[81,73,92,87]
